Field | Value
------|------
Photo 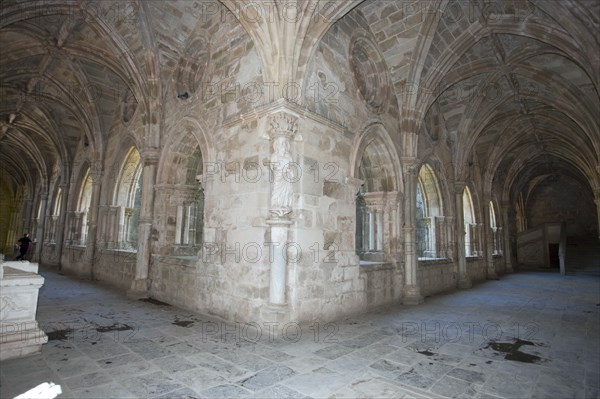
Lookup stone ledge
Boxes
[418,258,451,266]
[359,262,395,273]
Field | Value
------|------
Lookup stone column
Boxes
[483,198,498,280]
[5,205,19,254]
[455,182,472,288]
[34,193,48,262]
[445,216,455,260]
[85,163,103,279]
[129,148,159,297]
[594,191,600,241]
[501,203,514,273]
[22,198,33,235]
[53,184,68,268]
[402,159,423,304]
[266,111,297,306]
[434,216,445,257]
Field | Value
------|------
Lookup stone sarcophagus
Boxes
[0,256,48,360]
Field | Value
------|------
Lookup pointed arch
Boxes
[352,123,402,263]
[416,163,445,258]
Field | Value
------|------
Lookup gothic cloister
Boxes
[0,1,599,398]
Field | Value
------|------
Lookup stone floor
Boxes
[1,268,599,399]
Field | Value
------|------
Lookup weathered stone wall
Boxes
[466,257,487,283]
[360,264,404,309]
[494,256,506,276]
[60,246,88,277]
[526,176,598,238]
[93,250,137,291]
[418,260,456,297]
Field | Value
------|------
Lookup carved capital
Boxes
[268,111,298,140]
[141,148,160,166]
[345,176,364,194]
[454,181,466,194]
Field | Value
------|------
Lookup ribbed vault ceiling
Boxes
[1,0,599,208]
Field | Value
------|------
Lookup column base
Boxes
[486,269,499,280]
[505,261,514,273]
[260,303,289,323]
[458,273,472,289]
[127,278,149,299]
[403,285,424,305]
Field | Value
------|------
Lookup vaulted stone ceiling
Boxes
[408,0,600,204]
[1,0,599,211]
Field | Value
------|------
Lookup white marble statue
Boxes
[270,136,294,217]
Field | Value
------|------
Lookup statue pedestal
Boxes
[266,218,292,306]
[0,264,48,360]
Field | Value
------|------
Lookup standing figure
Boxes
[269,136,294,216]
[16,233,32,261]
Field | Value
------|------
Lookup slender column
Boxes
[434,216,445,257]
[594,191,600,241]
[402,159,423,304]
[86,164,103,279]
[376,210,383,251]
[22,198,33,235]
[34,193,48,262]
[501,203,514,273]
[266,111,297,306]
[368,210,375,251]
[129,148,159,297]
[455,182,472,288]
[445,216,455,260]
[55,183,70,259]
[5,205,20,254]
[484,198,498,280]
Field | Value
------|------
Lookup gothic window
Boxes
[53,188,62,216]
[174,144,204,252]
[77,169,93,245]
[463,186,477,256]
[354,132,400,264]
[489,200,500,254]
[45,187,62,243]
[417,164,443,258]
[114,147,143,250]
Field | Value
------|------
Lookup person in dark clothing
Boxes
[16,233,32,261]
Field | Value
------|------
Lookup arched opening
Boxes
[354,130,400,264]
[174,145,204,249]
[45,187,62,244]
[77,169,93,245]
[113,147,143,250]
[463,186,479,257]
[489,200,502,255]
[417,163,443,258]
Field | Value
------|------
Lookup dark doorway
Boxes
[548,244,560,268]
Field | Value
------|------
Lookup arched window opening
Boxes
[463,186,480,257]
[77,169,93,245]
[173,144,204,253]
[114,147,143,250]
[515,193,526,233]
[489,201,501,254]
[53,188,62,216]
[355,136,400,264]
[417,164,444,259]
[31,197,43,244]
[46,187,62,243]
